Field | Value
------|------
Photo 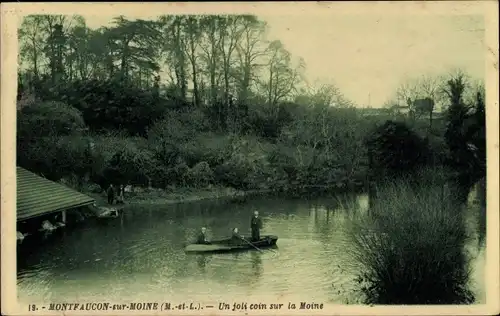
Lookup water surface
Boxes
[17,194,485,304]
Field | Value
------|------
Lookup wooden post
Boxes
[61,210,67,224]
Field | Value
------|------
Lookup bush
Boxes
[147,113,193,144]
[171,160,189,186]
[54,136,92,178]
[180,133,232,167]
[17,136,62,181]
[57,79,166,136]
[17,101,85,138]
[177,107,211,133]
[348,176,474,304]
[83,136,160,188]
[223,136,273,190]
[245,103,293,139]
[185,161,214,188]
[17,134,92,182]
[103,146,157,186]
[366,120,430,179]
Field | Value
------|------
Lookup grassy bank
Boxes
[347,175,475,304]
[85,183,363,208]
[86,185,270,208]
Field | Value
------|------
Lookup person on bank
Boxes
[250,211,263,242]
[196,227,210,244]
[107,184,115,205]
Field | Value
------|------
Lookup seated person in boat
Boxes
[230,227,243,245]
[196,227,210,244]
[250,211,263,241]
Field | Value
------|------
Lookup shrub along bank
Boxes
[347,171,475,304]
[18,91,385,197]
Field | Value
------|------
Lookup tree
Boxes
[441,71,485,203]
[159,15,188,100]
[233,16,268,104]
[412,97,435,133]
[470,86,486,178]
[41,15,84,83]
[184,16,203,107]
[217,15,244,108]
[396,75,443,114]
[199,15,223,106]
[66,25,91,81]
[294,81,350,108]
[17,101,85,139]
[17,101,87,182]
[263,40,304,109]
[366,120,430,180]
[444,72,469,152]
[18,15,45,87]
[45,23,67,84]
[108,16,162,84]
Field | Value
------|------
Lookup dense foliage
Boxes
[348,173,475,304]
[16,14,365,193]
[17,14,485,198]
[366,120,430,179]
[443,74,486,193]
[16,14,487,305]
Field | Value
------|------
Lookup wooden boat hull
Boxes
[185,235,278,253]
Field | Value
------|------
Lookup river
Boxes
[17,194,486,305]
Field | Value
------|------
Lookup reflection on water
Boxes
[196,255,209,270]
[17,194,485,304]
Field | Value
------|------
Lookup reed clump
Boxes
[348,176,474,304]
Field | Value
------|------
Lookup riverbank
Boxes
[86,183,367,209]
[86,186,267,208]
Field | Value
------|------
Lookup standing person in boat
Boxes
[196,227,210,244]
[107,184,115,205]
[250,211,263,242]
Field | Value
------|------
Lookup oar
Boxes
[240,237,263,252]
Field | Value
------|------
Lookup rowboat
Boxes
[185,235,278,253]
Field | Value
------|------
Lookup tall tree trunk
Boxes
[188,34,199,107]
[210,63,216,104]
[32,38,39,82]
[120,50,127,82]
[191,60,199,106]
[240,61,250,104]
[223,57,230,107]
[179,62,186,100]
[429,109,433,134]
[268,68,273,105]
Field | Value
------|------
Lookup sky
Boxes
[16,3,487,107]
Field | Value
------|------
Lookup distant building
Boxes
[391,105,412,116]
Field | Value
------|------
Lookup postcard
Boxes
[1,2,499,316]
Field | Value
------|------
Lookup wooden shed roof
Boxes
[17,167,95,221]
